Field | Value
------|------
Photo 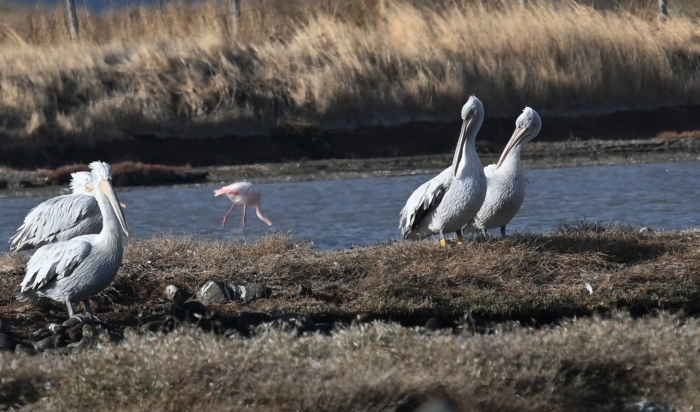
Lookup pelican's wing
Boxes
[9,194,101,252]
[399,167,452,238]
[20,238,94,293]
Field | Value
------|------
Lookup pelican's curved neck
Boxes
[454,115,484,178]
[93,179,122,247]
[498,145,524,173]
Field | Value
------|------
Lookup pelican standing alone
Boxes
[399,96,487,245]
[9,172,103,252]
[17,162,130,319]
[464,107,542,238]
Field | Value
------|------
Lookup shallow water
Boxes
[1,160,699,251]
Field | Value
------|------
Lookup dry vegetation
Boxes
[0,225,699,410]
[2,223,700,321]
[2,0,700,146]
[42,161,208,186]
[0,314,698,411]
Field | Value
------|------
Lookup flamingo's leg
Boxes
[222,203,236,227]
[242,205,248,227]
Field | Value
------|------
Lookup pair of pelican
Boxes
[11,162,130,319]
[399,96,542,244]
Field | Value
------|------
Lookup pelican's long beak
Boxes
[451,119,469,176]
[497,127,529,169]
[100,180,130,237]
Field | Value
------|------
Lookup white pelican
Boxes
[9,172,102,252]
[215,182,273,227]
[399,96,487,246]
[17,161,130,319]
[465,107,542,238]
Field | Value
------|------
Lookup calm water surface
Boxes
[1,161,698,251]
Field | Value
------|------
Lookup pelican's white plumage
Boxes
[399,96,487,244]
[17,162,130,318]
[465,107,542,237]
[9,172,102,252]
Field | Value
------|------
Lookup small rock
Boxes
[0,334,13,351]
[30,328,52,342]
[62,317,83,328]
[15,341,36,356]
[66,325,83,342]
[35,336,56,352]
[297,284,313,297]
[165,285,186,303]
[425,318,443,331]
[242,284,272,303]
[48,324,65,334]
[82,324,96,339]
[196,281,229,305]
[639,227,654,234]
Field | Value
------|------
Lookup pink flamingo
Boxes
[214,182,273,228]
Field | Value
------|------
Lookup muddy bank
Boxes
[2,105,700,170]
[1,136,699,198]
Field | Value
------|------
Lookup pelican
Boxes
[399,96,487,246]
[9,172,102,252]
[464,107,542,238]
[17,161,130,319]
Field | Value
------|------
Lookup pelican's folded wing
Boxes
[20,239,93,293]
[10,194,100,252]
[399,167,452,238]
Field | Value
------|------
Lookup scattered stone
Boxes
[35,336,56,351]
[196,281,229,305]
[297,284,313,297]
[639,227,654,234]
[30,328,52,342]
[66,325,83,342]
[425,318,443,331]
[15,341,36,356]
[241,283,272,303]
[165,285,186,303]
[48,324,65,334]
[62,317,83,328]
[0,334,13,351]
[169,301,209,323]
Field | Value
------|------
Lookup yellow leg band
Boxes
[457,236,465,244]
[440,239,448,247]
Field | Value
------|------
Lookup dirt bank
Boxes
[1,135,699,199]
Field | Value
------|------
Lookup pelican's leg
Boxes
[439,231,447,247]
[500,226,507,239]
[481,228,487,239]
[222,203,236,227]
[65,299,75,318]
[83,300,104,324]
[456,229,465,244]
[242,205,248,228]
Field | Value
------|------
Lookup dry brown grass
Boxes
[2,0,700,146]
[0,314,698,411]
[656,130,700,141]
[2,223,699,321]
